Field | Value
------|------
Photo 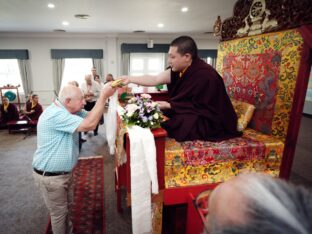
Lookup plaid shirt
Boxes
[32,99,88,172]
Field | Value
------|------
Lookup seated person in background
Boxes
[105,73,114,83]
[120,36,240,142]
[205,173,312,234]
[21,94,43,121]
[0,96,20,128]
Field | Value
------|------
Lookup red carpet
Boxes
[45,156,105,234]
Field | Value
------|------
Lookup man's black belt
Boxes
[34,168,70,176]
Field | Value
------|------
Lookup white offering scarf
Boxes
[127,125,159,234]
[105,92,118,155]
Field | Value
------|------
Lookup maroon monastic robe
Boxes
[161,58,241,142]
[25,101,43,120]
[0,103,19,124]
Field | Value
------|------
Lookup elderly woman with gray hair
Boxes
[205,173,312,234]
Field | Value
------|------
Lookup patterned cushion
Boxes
[231,99,255,131]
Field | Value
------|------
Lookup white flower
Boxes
[117,106,126,115]
[153,113,159,119]
[126,104,139,116]
[129,97,137,103]
[151,102,157,108]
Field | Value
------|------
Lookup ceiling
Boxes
[0,0,237,35]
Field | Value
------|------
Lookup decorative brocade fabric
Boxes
[223,53,281,135]
[165,128,284,188]
[217,29,303,141]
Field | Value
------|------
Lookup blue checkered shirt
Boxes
[32,99,88,172]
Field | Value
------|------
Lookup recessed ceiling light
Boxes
[62,21,69,26]
[47,3,55,9]
[181,7,188,12]
[157,23,164,28]
[74,14,90,19]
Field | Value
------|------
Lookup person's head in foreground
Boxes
[205,173,312,234]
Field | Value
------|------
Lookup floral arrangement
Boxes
[120,93,163,129]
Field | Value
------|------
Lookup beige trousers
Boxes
[33,171,74,234]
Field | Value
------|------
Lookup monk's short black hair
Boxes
[170,36,198,59]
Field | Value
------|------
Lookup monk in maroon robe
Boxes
[22,94,43,121]
[121,36,241,142]
[163,58,240,141]
[0,96,19,128]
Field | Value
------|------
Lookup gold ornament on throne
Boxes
[213,15,222,38]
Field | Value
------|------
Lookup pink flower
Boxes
[140,93,152,99]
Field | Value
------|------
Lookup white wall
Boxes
[0,33,218,105]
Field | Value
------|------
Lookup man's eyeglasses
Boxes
[193,189,213,233]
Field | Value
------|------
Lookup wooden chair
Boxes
[0,84,21,110]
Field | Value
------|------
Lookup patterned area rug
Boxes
[45,156,105,234]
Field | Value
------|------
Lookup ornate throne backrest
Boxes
[217,29,303,141]
[214,0,312,179]
[216,0,312,143]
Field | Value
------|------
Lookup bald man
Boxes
[32,84,115,234]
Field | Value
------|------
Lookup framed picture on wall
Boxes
[303,67,312,115]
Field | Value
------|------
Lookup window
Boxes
[202,57,216,68]
[129,53,166,90]
[0,59,24,93]
[130,53,165,76]
[60,58,93,89]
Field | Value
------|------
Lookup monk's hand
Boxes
[117,75,130,86]
[111,79,126,88]
[156,101,171,110]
